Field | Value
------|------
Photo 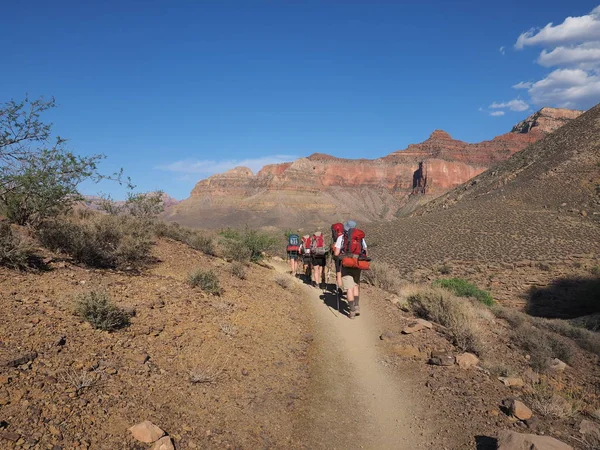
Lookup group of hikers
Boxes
[286,220,370,319]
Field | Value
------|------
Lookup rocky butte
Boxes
[165,107,582,229]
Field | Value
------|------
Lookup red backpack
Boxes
[341,228,370,270]
[301,236,312,254]
[331,223,344,242]
[311,233,327,256]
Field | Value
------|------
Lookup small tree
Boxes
[0,96,123,225]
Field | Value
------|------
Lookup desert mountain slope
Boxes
[368,104,600,312]
[165,108,581,229]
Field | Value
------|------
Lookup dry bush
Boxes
[219,321,238,337]
[189,350,230,385]
[37,214,153,268]
[0,222,33,269]
[512,323,575,371]
[274,274,293,290]
[362,261,400,294]
[481,361,516,377]
[221,238,253,262]
[154,221,216,256]
[408,287,486,355]
[187,268,222,295]
[60,368,101,393]
[525,380,583,418]
[73,290,130,331]
[494,306,600,360]
[231,261,247,280]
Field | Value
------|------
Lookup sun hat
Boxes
[343,220,357,231]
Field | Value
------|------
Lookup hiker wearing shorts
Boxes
[299,234,312,282]
[286,232,301,275]
[333,220,367,319]
[331,223,345,296]
[311,231,327,289]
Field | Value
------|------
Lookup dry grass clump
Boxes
[188,350,230,385]
[362,261,400,294]
[0,222,34,269]
[524,380,583,418]
[73,290,131,331]
[408,287,487,355]
[37,214,153,268]
[186,268,222,295]
[493,306,600,363]
[274,274,293,290]
[154,222,216,256]
[231,261,247,280]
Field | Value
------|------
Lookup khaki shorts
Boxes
[341,267,361,290]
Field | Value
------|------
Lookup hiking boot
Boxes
[319,282,326,290]
[355,296,360,316]
[348,301,356,319]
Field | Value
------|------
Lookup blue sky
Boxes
[1,1,599,199]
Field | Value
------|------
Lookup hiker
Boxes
[299,234,312,281]
[286,232,300,275]
[331,222,345,295]
[333,220,368,319]
[311,231,328,289]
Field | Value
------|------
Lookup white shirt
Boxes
[334,235,367,251]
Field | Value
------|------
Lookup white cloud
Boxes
[158,154,297,176]
[507,6,600,110]
[499,46,506,55]
[513,81,533,89]
[489,99,530,111]
[515,6,600,49]
[537,42,600,68]
[528,68,600,108]
[490,111,505,116]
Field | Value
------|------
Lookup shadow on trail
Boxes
[319,284,350,318]
[475,436,497,450]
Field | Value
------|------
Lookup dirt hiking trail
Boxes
[272,261,431,450]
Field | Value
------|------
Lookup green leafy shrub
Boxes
[220,228,277,262]
[433,278,494,306]
[187,269,222,295]
[73,291,130,331]
[0,222,33,269]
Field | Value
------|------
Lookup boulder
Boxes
[507,399,533,420]
[549,358,567,372]
[392,345,422,358]
[151,436,175,450]
[579,419,600,438]
[498,377,525,388]
[429,351,455,366]
[402,319,433,334]
[2,352,37,368]
[456,352,479,369]
[129,421,165,443]
[497,430,573,450]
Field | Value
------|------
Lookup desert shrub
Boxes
[274,274,293,290]
[221,239,253,262]
[439,264,452,275]
[219,228,241,240]
[219,228,277,262]
[186,232,216,256]
[362,261,400,293]
[524,380,583,418]
[433,278,494,306]
[154,222,216,256]
[408,287,484,354]
[231,261,247,280]
[187,268,222,295]
[481,361,516,378]
[494,306,600,357]
[512,323,575,371]
[37,214,153,268]
[240,229,278,262]
[0,222,33,269]
[73,290,130,331]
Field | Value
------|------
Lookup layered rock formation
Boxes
[165,107,582,229]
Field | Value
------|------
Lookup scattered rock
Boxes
[549,358,567,372]
[128,353,150,365]
[402,319,433,334]
[241,368,249,376]
[0,390,10,405]
[0,431,20,442]
[122,306,137,317]
[579,419,600,438]
[379,330,396,340]
[392,345,422,358]
[151,436,175,450]
[507,399,533,420]
[497,430,573,450]
[55,336,66,346]
[2,352,38,368]
[129,421,165,443]
[0,375,11,385]
[429,351,455,366]
[456,352,479,369]
[498,377,525,388]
